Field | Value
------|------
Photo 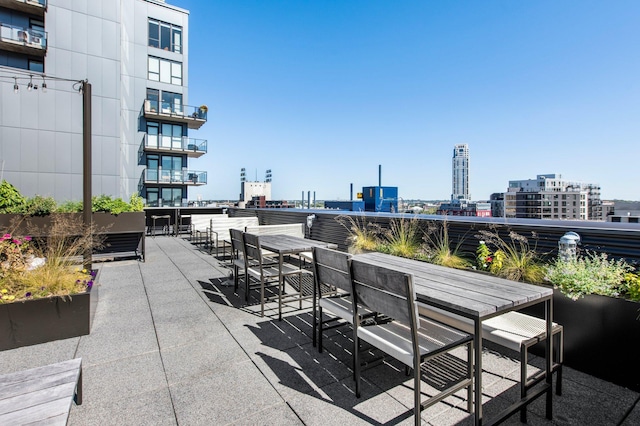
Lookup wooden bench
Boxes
[190,214,227,244]
[244,223,305,238]
[0,358,82,425]
[208,217,260,258]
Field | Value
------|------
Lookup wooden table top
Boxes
[354,251,552,319]
[257,234,337,255]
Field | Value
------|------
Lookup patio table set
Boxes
[226,231,561,425]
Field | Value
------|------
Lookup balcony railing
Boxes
[144,169,207,186]
[142,100,207,130]
[0,0,47,16]
[16,0,46,6]
[0,23,47,55]
[143,134,207,158]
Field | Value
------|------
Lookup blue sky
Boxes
[173,0,639,202]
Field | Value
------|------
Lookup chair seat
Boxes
[247,262,310,279]
[357,317,472,367]
[319,296,376,323]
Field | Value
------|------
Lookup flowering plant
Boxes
[0,233,34,279]
[0,215,101,304]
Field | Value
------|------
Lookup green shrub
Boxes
[128,192,145,212]
[623,273,640,302]
[545,252,633,300]
[0,180,26,214]
[23,195,57,216]
[0,180,143,215]
[56,200,83,213]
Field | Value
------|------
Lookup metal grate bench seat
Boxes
[418,304,563,421]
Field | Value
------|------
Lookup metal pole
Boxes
[307,191,310,209]
[82,81,92,270]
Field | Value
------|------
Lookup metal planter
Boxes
[522,289,640,392]
[0,281,98,351]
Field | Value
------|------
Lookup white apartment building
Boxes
[504,174,603,220]
[0,0,207,206]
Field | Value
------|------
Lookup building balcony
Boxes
[142,100,207,130]
[143,134,207,158]
[0,23,47,56]
[143,169,207,186]
[0,0,47,17]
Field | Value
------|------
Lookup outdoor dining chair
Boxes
[229,228,258,294]
[311,247,376,353]
[243,233,311,317]
[350,259,474,425]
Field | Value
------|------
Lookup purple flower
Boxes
[86,281,93,288]
[25,292,32,298]
[12,239,21,245]
[90,270,97,277]
[24,236,32,241]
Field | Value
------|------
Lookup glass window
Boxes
[148,57,160,81]
[161,23,171,50]
[147,88,159,111]
[148,18,182,53]
[161,188,182,207]
[171,62,182,85]
[146,155,159,182]
[147,122,159,148]
[28,60,44,73]
[161,91,182,114]
[148,56,182,86]
[148,20,159,48]
[161,123,184,149]
[159,59,171,83]
[146,188,159,207]
[173,28,182,53]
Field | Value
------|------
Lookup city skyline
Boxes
[173,0,639,202]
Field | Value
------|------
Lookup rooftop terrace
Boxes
[1,236,639,425]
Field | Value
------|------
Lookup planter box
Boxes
[0,281,99,351]
[0,212,146,261]
[522,289,640,392]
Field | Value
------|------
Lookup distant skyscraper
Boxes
[452,144,470,201]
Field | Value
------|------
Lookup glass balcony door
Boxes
[147,123,159,148]
[161,123,183,149]
[161,156,183,182]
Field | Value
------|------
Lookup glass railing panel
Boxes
[143,100,208,123]
[0,24,47,49]
[146,169,159,182]
[184,138,207,153]
[12,0,47,7]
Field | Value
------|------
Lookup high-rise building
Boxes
[0,0,207,207]
[502,174,603,220]
[452,143,470,201]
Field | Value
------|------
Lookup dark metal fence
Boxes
[229,208,640,264]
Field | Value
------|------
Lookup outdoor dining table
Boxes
[257,234,337,320]
[353,251,554,426]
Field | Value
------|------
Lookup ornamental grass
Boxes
[0,215,103,303]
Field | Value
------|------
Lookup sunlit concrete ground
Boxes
[1,236,638,425]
